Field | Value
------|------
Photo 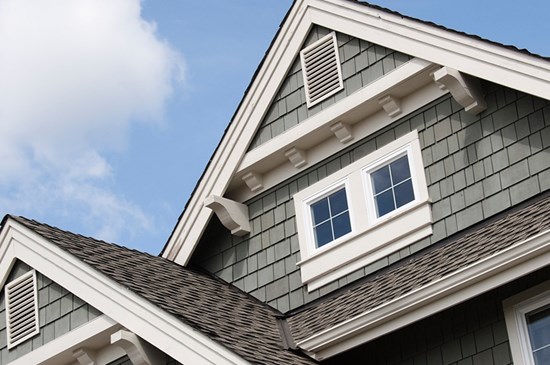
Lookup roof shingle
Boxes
[9,215,317,365]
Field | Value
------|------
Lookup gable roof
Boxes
[3,215,317,365]
[162,0,550,266]
[285,192,550,359]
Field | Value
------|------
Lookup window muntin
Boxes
[310,187,351,247]
[370,154,415,217]
[527,305,550,364]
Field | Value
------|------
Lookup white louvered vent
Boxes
[300,32,344,108]
[5,271,39,348]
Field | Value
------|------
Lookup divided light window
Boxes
[300,32,344,108]
[5,270,40,349]
[310,187,351,248]
[370,155,415,218]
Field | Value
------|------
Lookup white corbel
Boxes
[433,66,486,114]
[285,147,307,168]
[242,171,263,192]
[330,121,353,143]
[111,330,163,365]
[73,348,96,365]
[378,95,402,118]
[204,195,251,236]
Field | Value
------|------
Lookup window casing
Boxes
[504,281,550,365]
[294,130,431,291]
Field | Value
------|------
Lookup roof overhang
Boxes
[296,228,550,360]
[163,0,550,265]
[0,217,249,365]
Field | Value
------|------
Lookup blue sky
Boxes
[0,0,548,254]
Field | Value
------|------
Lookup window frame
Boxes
[302,179,354,252]
[294,130,431,291]
[504,281,550,365]
[363,145,419,225]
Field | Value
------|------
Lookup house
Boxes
[1,0,549,364]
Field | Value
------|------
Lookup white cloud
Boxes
[0,0,184,246]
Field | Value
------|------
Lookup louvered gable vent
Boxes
[5,271,39,348]
[300,32,344,108]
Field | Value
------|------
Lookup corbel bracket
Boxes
[433,66,486,114]
[378,95,402,118]
[242,171,263,192]
[111,330,163,365]
[204,195,251,236]
[285,147,307,168]
[73,348,96,365]
[330,121,353,143]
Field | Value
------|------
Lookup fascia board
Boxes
[296,228,550,360]
[0,219,249,365]
[163,0,312,264]
[309,0,550,99]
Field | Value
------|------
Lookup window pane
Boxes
[533,347,550,365]
[332,212,351,239]
[375,190,395,217]
[314,221,333,247]
[329,188,348,215]
[372,165,391,194]
[390,155,411,184]
[311,198,330,225]
[528,306,550,355]
[394,179,415,208]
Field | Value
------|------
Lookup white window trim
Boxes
[504,280,550,365]
[294,130,431,291]
[5,270,40,349]
[302,178,354,253]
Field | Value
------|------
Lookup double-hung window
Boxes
[294,130,431,291]
[504,282,550,365]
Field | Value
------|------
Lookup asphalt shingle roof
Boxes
[286,193,550,342]
[8,215,317,365]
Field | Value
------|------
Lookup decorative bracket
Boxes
[242,171,263,192]
[73,348,96,365]
[378,95,402,118]
[285,147,307,168]
[111,330,163,365]
[330,121,353,143]
[432,66,486,114]
[204,195,251,236]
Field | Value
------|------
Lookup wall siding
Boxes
[324,265,550,365]
[0,260,102,364]
[192,83,550,313]
[248,25,412,150]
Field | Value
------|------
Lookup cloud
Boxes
[0,0,184,246]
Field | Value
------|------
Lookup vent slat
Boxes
[5,271,39,348]
[300,32,343,107]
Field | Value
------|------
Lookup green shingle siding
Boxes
[0,261,101,364]
[248,26,413,150]
[192,83,550,313]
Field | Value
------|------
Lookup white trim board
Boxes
[0,218,249,365]
[296,228,550,360]
[163,0,550,265]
